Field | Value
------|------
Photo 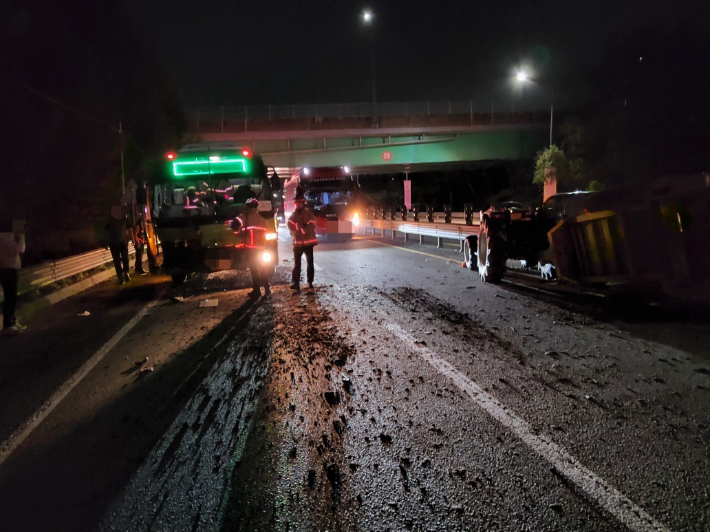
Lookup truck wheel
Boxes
[477,220,507,283]
[463,236,478,270]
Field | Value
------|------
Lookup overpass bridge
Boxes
[190,100,551,174]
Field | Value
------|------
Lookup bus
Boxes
[283,166,361,241]
[153,142,279,285]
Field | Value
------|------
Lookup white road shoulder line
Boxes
[0,287,167,469]
[386,322,673,532]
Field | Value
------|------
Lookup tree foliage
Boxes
[555,22,710,189]
[0,1,186,262]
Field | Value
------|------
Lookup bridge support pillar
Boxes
[392,230,396,240]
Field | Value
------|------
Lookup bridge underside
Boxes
[202,125,547,174]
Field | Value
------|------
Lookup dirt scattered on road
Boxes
[220,288,357,532]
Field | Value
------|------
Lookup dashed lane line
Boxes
[386,321,673,532]
[0,287,167,469]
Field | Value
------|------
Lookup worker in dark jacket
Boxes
[0,214,26,334]
[287,190,318,292]
[243,198,271,297]
[106,205,131,285]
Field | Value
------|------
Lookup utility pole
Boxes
[549,87,554,146]
[119,122,125,194]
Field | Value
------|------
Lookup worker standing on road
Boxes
[243,198,271,297]
[288,190,318,293]
[0,212,27,335]
[106,205,131,285]
[132,220,147,276]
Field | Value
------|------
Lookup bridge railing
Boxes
[189,100,551,133]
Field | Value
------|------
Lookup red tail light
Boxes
[241,148,252,158]
[166,152,176,160]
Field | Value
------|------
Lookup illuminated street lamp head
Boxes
[515,70,529,83]
[362,9,373,23]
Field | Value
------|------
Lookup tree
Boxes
[0,0,186,262]
[533,145,566,188]
[555,22,710,190]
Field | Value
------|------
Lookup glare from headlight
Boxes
[352,212,360,227]
[265,232,278,241]
[262,251,272,263]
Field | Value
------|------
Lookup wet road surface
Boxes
[0,230,708,532]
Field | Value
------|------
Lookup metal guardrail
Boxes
[358,213,480,249]
[15,243,137,297]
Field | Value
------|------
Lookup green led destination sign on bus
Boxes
[166,147,254,178]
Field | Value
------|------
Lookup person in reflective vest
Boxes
[287,191,318,293]
[243,198,271,297]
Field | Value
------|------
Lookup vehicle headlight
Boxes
[262,251,272,263]
[265,232,278,241]
[352,212,360,227]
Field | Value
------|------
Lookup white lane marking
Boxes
[313,262,323,271]
[386,322,673,532]
[0,287,166,469]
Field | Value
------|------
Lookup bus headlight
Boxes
[352,212,360,227]
[265,232,278,241]
[262,251,272,263]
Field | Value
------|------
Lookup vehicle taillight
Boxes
[166,152,176,160]
[241,148,252,158]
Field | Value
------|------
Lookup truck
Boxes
[283,166,362,242]
[152,142,279,285]
[463,193,592,282]
[465,176,710,298]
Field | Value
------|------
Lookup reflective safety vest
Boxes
[288,207,318,248]
[243,209,267,249]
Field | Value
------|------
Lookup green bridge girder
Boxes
[203,126,549,173]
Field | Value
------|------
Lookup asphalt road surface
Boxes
[0,229,708,532]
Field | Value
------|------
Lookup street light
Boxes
[514,69,553,146]
[361,9,376,118]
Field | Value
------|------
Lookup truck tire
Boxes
[463,235,478,270]
[477,219,507,283]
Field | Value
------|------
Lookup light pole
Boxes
[361,9,376,118]
[515,69,553,146]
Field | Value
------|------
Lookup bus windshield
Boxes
[154,145,272,220]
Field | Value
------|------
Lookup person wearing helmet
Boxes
[287,188,317,293]
[243,198,271,297]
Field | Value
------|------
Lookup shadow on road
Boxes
[0,290,271,532]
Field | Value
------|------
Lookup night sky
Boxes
[127,0,706,108]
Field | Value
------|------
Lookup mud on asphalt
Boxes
[220,288,358,532]
[219,284,620,532]
[217,282,709,532]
